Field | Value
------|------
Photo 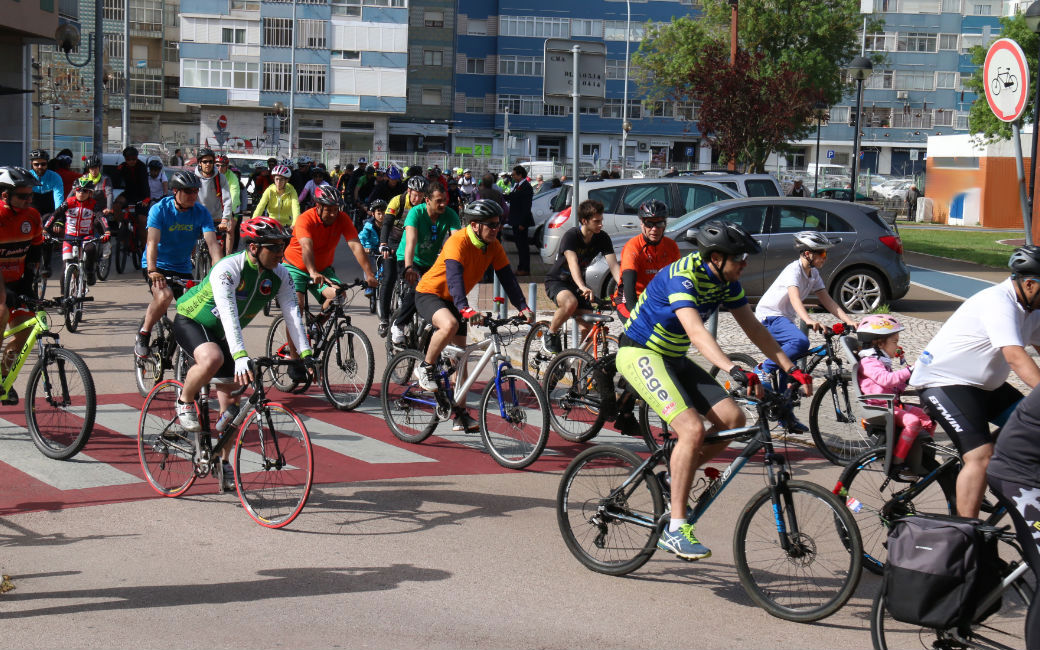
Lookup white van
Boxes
[805,163,850,179]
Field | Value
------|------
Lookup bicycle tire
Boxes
[63,264,81,332]
[733,480,863,622]
[130,238,142,270]
[542,349,606,443]
[263,315,296,392]
[556,445,664,576]
[479,367,549,469]
[235,403,313,528]
[835,446,956,575]
[114,231,127,274]
[96,240,112,281]
[582,332,619,360]
[521,320,571,382]
[639,400,671,452]
[707,351,760,380]
[25,347,96,460]
[809,374,883,466]
[137,379,197,497]
[381,349,438,443]
[134,318,165,397]
[321,323,375,411]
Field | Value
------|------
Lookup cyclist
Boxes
[117,146,150,205]
[81,154,115,213]
[363,164,404,206]
[298,165,330,211]
[46,178,110,286]
[215,154,242,217]
[195,148,233,252]
[360,199,386,253]
[388,184,462,345]
[412,199,534,432]
[173,217,314,488]
[542,199,621,354]
[146,159,169,201]
[252,164,300,228]
[27,149,64,218]
[377,175,427,336]
[458,169,478,203]
[616,220,812,561]
[134,170,224,359]
[911,245,1040,518]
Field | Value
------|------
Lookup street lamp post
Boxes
[728,0,738,171]
[1024,1,1040,244]
[271,101,289,156]
[813,102,828,195]
[621,0,630,179]
[848,56,873,203]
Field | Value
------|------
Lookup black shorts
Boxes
[171,314,237,382]
[144,269,195,300]
[5,277,35,311]
[414,292,468,336]
[919,383,1023,454]
[546,278,593,311]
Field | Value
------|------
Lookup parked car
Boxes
[539,177,743,263]
[873,179,913,201]
[582,197,910,313]
[675,171,783,197]
[814,187,872,201]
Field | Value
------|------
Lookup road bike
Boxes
[556,385,863,623]
[264,279,375,411]
[133,276,195,397]
[522,299,619,382]
[381,312,550,469]
[112,200,144,275]
[2,294,96,459]
[137,356,313,528]
[60,234,103,332]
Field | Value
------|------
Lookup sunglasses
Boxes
[642,220,666,229]
[199,159,215,164]
[478,221,502,229]
[75,188,93,193]
[31,161,47,166]
[262,243,286,253]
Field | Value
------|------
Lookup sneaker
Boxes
[614,412,641,437]
[377,321,389,338]
[221,461,236,491]
[364,287,374,297]
[657,523,712,561]
[541,331,562,355]
[86,271,97,286]
[754,363,774,392]
[390,323,406,345]
[453,409,480,433]
[414,361,438,392]
[0,386,17,406]
[176,400,201,432]
[780,412,809,434]
[134,333,150,359]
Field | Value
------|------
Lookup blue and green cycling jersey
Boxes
[623,251,748,357]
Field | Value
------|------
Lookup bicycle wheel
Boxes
[114,230,127,274]
[733,480,862,622]
[263,315,296,392]
[321,323,374,411]
[835,446,956,575]
[809,374,884,465]
[543,349,606,443]
[582,331,619,360]
[639,401,671,452]
[25,347,96,460]
[479,368,549,469]
[557,445,664,576]
[234,403,313,528]
[134,318,165,398]
[63,264,82,332]
[381,349,438,443]
[137,379,197,497]
[192,240,210,281]
[707,351,760,379]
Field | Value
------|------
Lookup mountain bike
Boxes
[368,254,383,315]
[60,234,103,332]
[113,200,144,275]
[522,299,619,382]
[2,294,96,459]
[556,384,863,623]
[32,235,58,299]
[133,276,195,397]
[381,312,550,469]
[137,356,313,528]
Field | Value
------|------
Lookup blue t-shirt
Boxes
[142,195,215,274]
[623,252,748,357]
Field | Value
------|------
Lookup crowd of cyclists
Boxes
[5,145,1040,642]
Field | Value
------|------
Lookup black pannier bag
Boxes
[883,513,1001,629]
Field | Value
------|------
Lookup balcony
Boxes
[59,0,79,20]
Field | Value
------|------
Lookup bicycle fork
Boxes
[39,345,72,408]
[764,455,808,557]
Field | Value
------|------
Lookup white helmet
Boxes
[793,231,835,252]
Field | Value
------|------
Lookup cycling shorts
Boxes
[415,292,468,336]
[5,276,35,313]
[919,383,1023,454]
[171,314,236,383]
[615,336,728,425]
[546,279,594,311]
[283,262,340,305]
[143,269,194,300]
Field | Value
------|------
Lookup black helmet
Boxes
[365,165,375,174]
[463,199,504,223]
[406,176,428,192]
[122,146,138,158]
[369,199,388,212]
[1009,245,1040,278]
[147,159,163,170]
[0,166,37,190]
[168,169,201,191]
[84,154,101,169]
[691,220,761,257]
[638,200,668,221]
[313,183,341,207]
[29,149,49,162]
[196,147,215,161]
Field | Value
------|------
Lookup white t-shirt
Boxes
[755,259,825,322]
[148,171,167,201]
[910,278,1028,390]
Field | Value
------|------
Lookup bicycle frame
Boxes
[1,311,53,397]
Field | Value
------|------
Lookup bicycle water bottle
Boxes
[215,404,241,433]
[919,350,933,366]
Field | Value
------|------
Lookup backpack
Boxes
[884,513,1001,629]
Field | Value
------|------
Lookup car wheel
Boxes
[532,226,543,250]
[832,268,888,314]
[603,276,617,302]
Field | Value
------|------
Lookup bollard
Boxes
[570,318,580,349]
[706,310,719,338]
[492,274,502,317]
[528,282,537,318]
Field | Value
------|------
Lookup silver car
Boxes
[583,197,911,313]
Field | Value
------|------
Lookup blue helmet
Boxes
[386,165,402,181]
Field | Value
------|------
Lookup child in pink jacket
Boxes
[856,315,936,471]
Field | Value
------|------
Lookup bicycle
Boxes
[368,254,383,315]
[264,279,375,410]
[133,276,195,397]
[60,234,103,332]
[112,199,144,275]
[522,298,619,382]
[991,66,1019,96]
[137,356,313,528]
[556,384,863,623]
[383,272,430,360]
[32,234,59,300]
[381,312,550,469]
[2,293,96,459]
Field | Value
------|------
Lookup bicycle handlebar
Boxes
[17,294,93,314]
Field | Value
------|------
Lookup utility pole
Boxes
[94,0,104,153]
[502,106,509,171]
[122,0,130,148]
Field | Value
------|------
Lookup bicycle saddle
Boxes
[579,314,613,324]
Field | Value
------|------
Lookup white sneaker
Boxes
[413,362,438,391]
[390,323,406,345]
[176,400,201,432]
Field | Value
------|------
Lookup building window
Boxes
[864,32,894,51]
[182,59,259,90]
[332,50,360,64]
[330,0,361,16]
[466,58,485,74]
[163,41,179,63]
[829,106,850,123]
[424,10,444,28]
[960,33,985,53]
[296,64,327,93]
[860,106,892,127]
[675,101,697,121]
[571,19,602,38]
[865,70,895,89]
[230,0,260,10]
[941,0,961,11]
[421,88,441,105]
[499,15,570,38]
[955,112,969,129]
[264,18,293,47]
[891,110,933,129]
[465,96,485,113]
[601,98,641,119]
[898,32,938,52]
[298,130,322,152]
[973,2,993,15]
[898,0,941,12]
[467,19,487,35]
[645,101,674,118]
[496,94,548,115]
[498,55,543,76]
[423,50,443,66]
[933,109,953,126]
[544,103,567,116]
[106,33,124,59]
[263,61,292,92]
[297,19,327,49]
[498,95,521,114]
[936,71,957,89]
[582,144,600,157]
[606,59,626,80]
[102,0,123,20]
[164,76,179,99]
[604,20,645,41]
[894,71,934,91]
[938,33,958,50]
[222,27,246,44]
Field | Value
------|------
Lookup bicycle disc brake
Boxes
[434,390,453,420]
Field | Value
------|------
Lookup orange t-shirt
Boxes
[619,234,681,297]
[0,202,44,283]
[283,207,359,271]
[416,227,510,301]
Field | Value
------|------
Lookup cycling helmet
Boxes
[196,147,215,161]
[271,164,291,179]
[369,199,388,212]
[386,165,402,181]
[147,159,163,170]
[215,154,229,165]
[406,176,428,192]
[313,183,341,207]
[73,177,95,191]
[168,169,202,191]
[365,165,375,174]
[1009,245,1040,278]
[406,165,423,178]
[122,146,138,158]
[793,231,835,252]
[463,199,504,223]
[0,166,37,190]
[29,149,48,161]
[638,200,668,221]
[297,155,311,165]
[240,216,291,245]
[84,154,101,169]
[693,220,762,256]
[856,314,904,343]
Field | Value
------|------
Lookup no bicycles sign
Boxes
[984,38,1029,123]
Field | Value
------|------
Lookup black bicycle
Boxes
[133,276,194,397]
[557,385,863,623]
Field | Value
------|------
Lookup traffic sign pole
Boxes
[985,38,1032,243]
[572,44,580,226]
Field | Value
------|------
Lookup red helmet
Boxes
[216,154,229,165]
[239,216,290,244]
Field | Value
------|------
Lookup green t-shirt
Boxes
[397,203,462,268]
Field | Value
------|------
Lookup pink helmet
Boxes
[272,164,291,178]
[856,314,904,341]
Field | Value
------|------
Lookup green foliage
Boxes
[967,14,1040,141]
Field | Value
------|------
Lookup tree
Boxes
[634,0,869,171]
[966,14,1039,141]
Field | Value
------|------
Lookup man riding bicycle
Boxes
[195,148,234,252]
[616,220,812,561]
[411,199,534,432]
[172,216,314,488]
[377,175,427,336]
